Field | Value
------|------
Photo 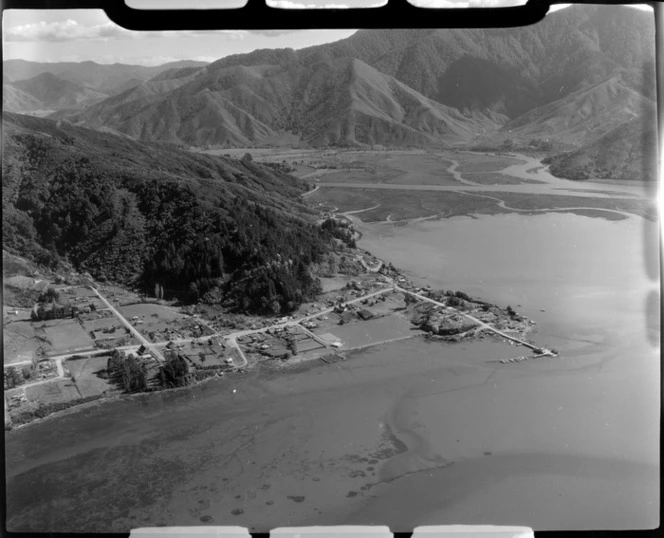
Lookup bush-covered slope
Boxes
[543,118,658,182]
[2,112,333,314]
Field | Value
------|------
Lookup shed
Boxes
[357,309,374,321]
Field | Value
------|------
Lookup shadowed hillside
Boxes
[544,118,658,182]
[2,112,340,314]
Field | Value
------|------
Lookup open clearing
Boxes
[24,379,81,405]
[67,356,118,398]
[37,319,96,355]
[306,152,461,186]
[308,187,654,223]
[119,303,187,322]
[315,313,417,350]
[4,322,42,364]
[454,152,524,173]
[309,188,510,222]
[461,172,543,185]
[319,276,349,293]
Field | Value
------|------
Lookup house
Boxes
[357,309,374,321]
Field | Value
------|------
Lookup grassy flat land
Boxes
[310,153,460,186]
[454,152,523,173]
[309,186,655,223]
[24,379,81,405]
[314,313,416,350]
[38,319,96,354]
[309,188,510,222]
[493,192,657,221]
[67,356,118,398]
[461,173,543,185]
[80,316,125,333]
[4,322,42,364]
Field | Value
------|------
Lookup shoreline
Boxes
[5,258,538,431]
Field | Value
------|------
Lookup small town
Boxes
[3,241,557,430]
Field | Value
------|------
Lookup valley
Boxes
[4,144,658,532]
[2,3,660,533]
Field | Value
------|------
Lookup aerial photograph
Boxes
[2,1,659,533]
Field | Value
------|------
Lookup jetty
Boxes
[394,285,558,357]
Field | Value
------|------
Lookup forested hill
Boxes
[2,112,334,314]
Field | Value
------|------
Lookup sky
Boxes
[2,2,652,66]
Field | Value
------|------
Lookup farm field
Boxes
[4,322,42,364]
[37,319,96,355]
[66,356,118,398]
[461,173,542,185]
[315,313,417,350]
[453,152,523,173]
[24,378,81,405]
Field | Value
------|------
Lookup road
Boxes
[301,184,320,197]
[90,287,166,364]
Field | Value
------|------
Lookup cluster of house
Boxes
[163,341,234,368]
[331,299,375,325]
[240,328,297,359]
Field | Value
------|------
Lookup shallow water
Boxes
[5,212,659,532]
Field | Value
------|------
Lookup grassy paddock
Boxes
[67,356,118,398]
[461,173,543,185]
[454,152,524,173]
[25,379,81,405]
[309,187,654,222]
[40,320,95,352]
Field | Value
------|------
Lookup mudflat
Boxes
[5,152,659,532]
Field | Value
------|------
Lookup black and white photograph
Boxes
[2,0,660,533]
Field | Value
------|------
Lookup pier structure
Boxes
[394,285,557,357]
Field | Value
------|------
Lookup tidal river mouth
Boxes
[5,212,659,532]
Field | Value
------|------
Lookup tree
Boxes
[160,353,190,387]
[121,354,148,393]
[188,282,199,302]
[241,152,253,163]
[501,138,515,150]
[38,287,60,303]
[5,367,22,389]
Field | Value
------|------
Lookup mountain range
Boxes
[2,5,658,180]
[2,59,209,114]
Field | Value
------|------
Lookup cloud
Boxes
[3,19,139,42]
[3,19,252,43]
